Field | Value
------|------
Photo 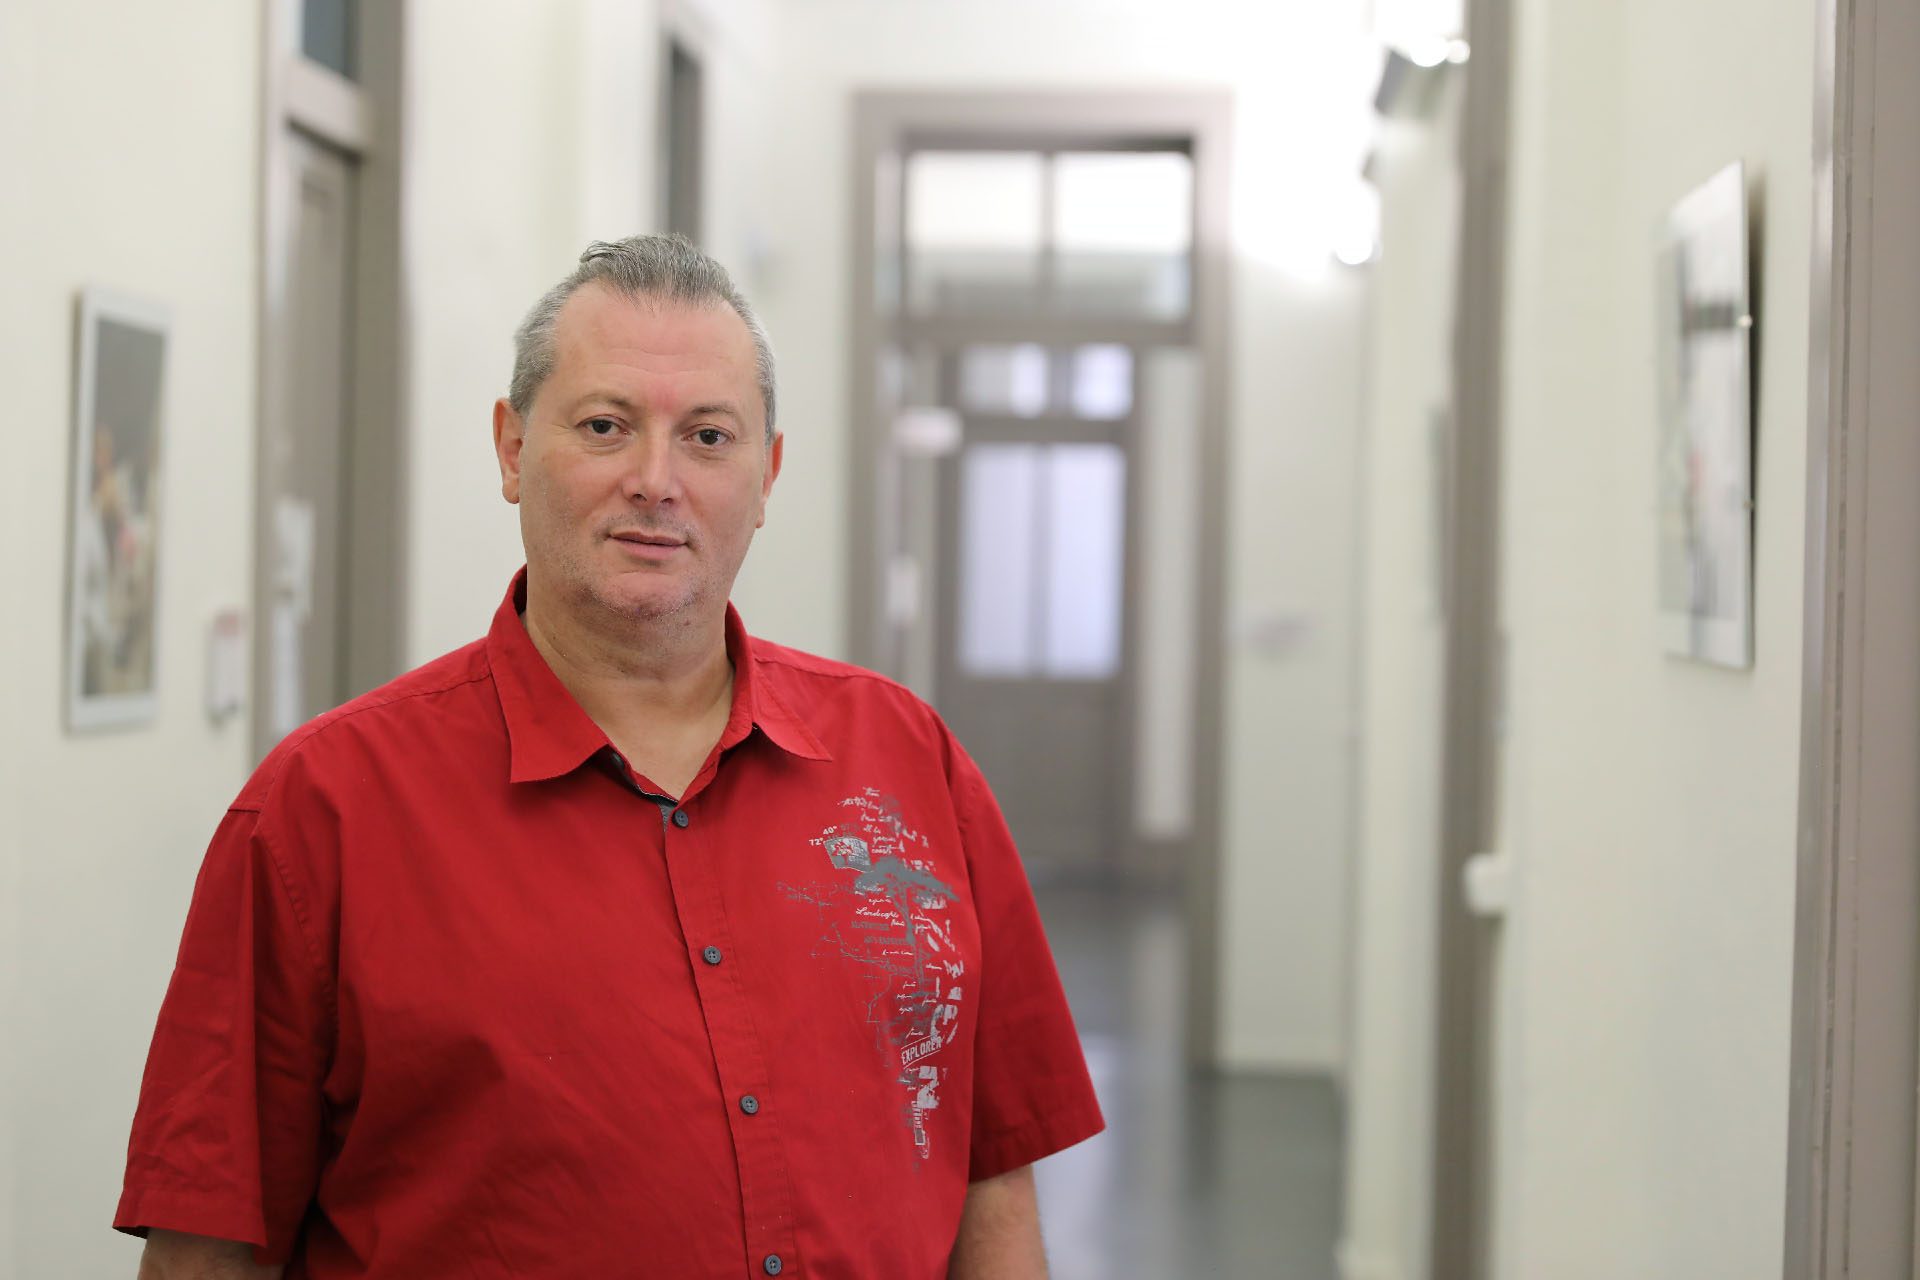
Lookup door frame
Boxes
[254,0,409,758]
[1427,0,1514,1274]
[848,90,1234,1064]
[1782,0,1920,1271]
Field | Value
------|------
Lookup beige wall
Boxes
[0,3,265,1276]
[400,0,778,664]
[400,0,653,660]
[1489,0,1811,1274]
[756,0,1378,1072]
[1341,0,1814,1273]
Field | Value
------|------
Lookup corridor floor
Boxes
[1029,882,1345,1280]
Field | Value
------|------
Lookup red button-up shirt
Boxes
[116,572,1103,1279]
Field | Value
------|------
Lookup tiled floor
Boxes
[1030,882,1344,1280]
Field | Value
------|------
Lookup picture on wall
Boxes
[66,288,170,730]
[1653,161,1755,669]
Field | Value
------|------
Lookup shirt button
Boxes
[672,809,691,828]
[702,945,723,965]
[763,1255,783,1276]
[739,1094,760,1115]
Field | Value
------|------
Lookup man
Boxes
[118,235,1103,1279]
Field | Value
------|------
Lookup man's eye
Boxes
[694,428,728,446]
[585,418,620,436]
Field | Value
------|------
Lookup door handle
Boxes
[1461,851,1513,918]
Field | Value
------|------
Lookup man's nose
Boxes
[623,433,680,504]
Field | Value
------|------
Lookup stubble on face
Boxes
[527,486,710,625]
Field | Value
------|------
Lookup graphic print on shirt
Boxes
[780,788,964,1160]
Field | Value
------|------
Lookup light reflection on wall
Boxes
[1221,12,1383,282]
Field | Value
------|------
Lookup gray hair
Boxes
[508,234,776,442]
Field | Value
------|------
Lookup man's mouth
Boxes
[609,531,687,548]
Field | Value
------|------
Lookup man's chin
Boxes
[592,581,700,622]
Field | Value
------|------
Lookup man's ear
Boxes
[494,399,526,504]
[757,432,784,529]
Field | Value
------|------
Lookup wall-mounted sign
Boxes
[205,608,247,724]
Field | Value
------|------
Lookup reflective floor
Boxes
[1031,882,1344,1280]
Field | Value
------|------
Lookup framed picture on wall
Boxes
[65,288,170,730]
[1653,161,1755,669]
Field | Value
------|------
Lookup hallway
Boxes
[0,0,1868,1275]
[1033,884,1345,1280]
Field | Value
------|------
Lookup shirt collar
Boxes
[715,602,834,764]
[487,568,832,784]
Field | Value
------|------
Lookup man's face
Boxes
[493,283,782,627]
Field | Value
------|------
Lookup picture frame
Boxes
[1653,161,1756,668]
[66,287,171,730]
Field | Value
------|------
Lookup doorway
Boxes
[849,93,1232,1059]
[253,0,406,758]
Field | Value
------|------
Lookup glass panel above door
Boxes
[906,152,1046,313]
[960,344,1051,418]
[1053,151,1193,319]
[1070,345,1134,420]
[301,0,359,81]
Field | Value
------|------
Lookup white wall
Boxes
[1342,2,1813,1273]
[1216,265,1369,1069]
[1488,0,1812,1274]
[1337,81,1463,1280]
[400,0,653,661]
[0,4,265,1275]
[401,0,777,664]
[755,0,1379,1072]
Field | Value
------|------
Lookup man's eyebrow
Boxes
[683,402,745,424]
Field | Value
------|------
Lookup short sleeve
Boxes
[115,806,334,1263]
[946,732,1106,1181]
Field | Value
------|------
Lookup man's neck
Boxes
[520,585,735,797]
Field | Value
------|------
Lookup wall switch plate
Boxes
[206,608,246,724]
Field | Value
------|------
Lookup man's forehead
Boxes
[535,281,767,433]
